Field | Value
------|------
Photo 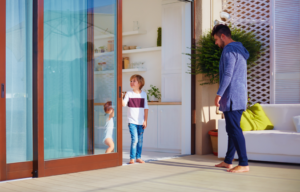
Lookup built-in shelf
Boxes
[94,47,161,57]
[122,68,147,73]
[94,68,147,75]
[123,47,162,54]
[94,30,147,40]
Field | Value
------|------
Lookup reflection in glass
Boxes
[44,0,88,160]
[93,0,117,155]
[6,0,33,163]
[102,101,115,153]
[43,0,117,159]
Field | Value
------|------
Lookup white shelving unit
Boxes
[94,68,146,75]
[94,30,147,40]
[94,47,161,57]
[123,47,161,54]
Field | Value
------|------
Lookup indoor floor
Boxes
[0,155,300,192]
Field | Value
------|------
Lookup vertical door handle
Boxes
[119,86,121,98]
[1,84,4,98]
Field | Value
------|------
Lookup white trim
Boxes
[181,2,192,155]
[270,0,275,104]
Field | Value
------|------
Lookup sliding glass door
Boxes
[6,0,33,165]
[0,0,34,181]
[0,0,122,181]
[43,0,89,160]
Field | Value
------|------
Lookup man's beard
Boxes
[220,39,225,49]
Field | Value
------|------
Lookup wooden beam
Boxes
[32,0,45,178]
[0,0,6,181]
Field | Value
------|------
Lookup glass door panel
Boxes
[6,0,33,164]
[93,0,118,155]
[43,0,118,160]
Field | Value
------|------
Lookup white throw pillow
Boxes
[293,116,300,133]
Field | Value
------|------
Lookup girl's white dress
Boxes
[103,115,114,143]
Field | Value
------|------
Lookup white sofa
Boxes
[218,104,300,164]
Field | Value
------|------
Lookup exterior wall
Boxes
[194,0,223,155]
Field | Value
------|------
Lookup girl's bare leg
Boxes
[104,138,114,153]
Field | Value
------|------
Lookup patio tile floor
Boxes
[0,155,300,192]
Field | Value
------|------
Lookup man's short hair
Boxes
[130,74,145,90]
[211,24,231,38]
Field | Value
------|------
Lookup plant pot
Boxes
[150,95,158,102]
[208,129,218,156]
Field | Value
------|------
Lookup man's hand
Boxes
[215,95,221,107]
[143,121,147,129]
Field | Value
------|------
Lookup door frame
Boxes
[32,0,123,177]
[0,0,34,181]
[0,0,123,181]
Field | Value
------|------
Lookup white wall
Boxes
[122,0,162,93]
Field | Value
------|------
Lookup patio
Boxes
[0,155,299,192]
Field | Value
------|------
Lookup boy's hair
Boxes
[130,74,145,90]
[211,24,231,38]
[104,101,112,113]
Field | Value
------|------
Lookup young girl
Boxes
[103,101,115,153]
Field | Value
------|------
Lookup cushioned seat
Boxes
[218,104,300,163]
[244,130,300,156]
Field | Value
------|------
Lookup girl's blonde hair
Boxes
[130,74,145,90]
[104,101,112,113]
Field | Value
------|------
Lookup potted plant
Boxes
[147,85,161,102]
[185,25,262,85]
[208,129,218,156]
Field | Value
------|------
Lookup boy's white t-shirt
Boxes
[123,90,149,125]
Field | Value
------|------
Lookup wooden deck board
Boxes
[0,155,299,192]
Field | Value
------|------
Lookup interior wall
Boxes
[194,0,223,155]
[122,0,162,93]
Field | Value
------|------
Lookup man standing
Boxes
[212,24,250,173]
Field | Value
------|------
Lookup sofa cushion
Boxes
[243,130,300,156]
[240,103,274,131]
[293,116,300,133]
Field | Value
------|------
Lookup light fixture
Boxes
[220,11,231,21]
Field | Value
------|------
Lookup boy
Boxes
[122,75,149,164]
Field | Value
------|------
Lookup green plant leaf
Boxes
[185,26,262,85]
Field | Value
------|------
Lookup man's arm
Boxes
[217,51,236,97]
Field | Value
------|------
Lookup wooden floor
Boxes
[0,155,300,192]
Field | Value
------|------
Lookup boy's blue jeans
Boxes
[128,123,144,160]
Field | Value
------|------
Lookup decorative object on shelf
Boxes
[123,45,129,50]
[95,48,99,53]
[208,129,218,156]
[96,62,107,71]
[147,85,161,102]
[136,46,141,49]
[96,62,103,71]
[102,62,107,71]
[124,57,130,69]
[107,40,114,52]
[99,46,105,53]
[185,26,262,85]
[133,21,139,31]
[129,46,137,50]
[157,27,162,47]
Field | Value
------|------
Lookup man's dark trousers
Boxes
[223,110,248,166]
